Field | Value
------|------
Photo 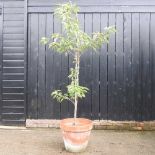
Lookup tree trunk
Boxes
[74,51,80,125]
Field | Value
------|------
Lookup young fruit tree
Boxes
[41,2,116,125]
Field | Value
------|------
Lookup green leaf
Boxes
[40,37,49,45]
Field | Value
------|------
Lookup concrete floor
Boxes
[0,128,155,155]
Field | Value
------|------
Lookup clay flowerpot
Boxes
[60,118,93,153]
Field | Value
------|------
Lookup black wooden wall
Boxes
[0,0,26,125]
[27,0,155,121]
[1,0,155,125]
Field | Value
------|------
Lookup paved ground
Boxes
[0,128,155,155]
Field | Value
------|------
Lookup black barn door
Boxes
[27,0,155,121]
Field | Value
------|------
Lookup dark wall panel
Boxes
[91,13,100,120]
[124,13,133,120]
[140,13,152,121]
[115,13,124,120]
[150,13,155,120]
[27,13,38,119]
[45,14,54,118]
[1,0,25,125]
[37,14,46,118]
[0,3,2,122]
[100,13,108,120]
[107,13,116,120]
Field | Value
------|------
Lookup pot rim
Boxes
[60,118,93,132]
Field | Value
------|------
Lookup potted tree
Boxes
[41,2,115,153]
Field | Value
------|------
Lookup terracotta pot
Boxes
[60,118,93,153]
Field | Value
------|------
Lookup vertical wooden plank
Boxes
[38,14,46,118]
[53,14,61,119]
[84,13,93,119]
[0,4,3,122]
[124,13,134,120]
[27,14,38,119]
[78,13,84,118]
[100,13,108,120]
[115,13,124,120]
[27,13,32,118]
[150,13,155,120]
[140,13,151,121]
[24,0,27,123]
[60,21,68,119]
[132,13,141,121]
[108,13,116,120]
[77,13,85,117]
[45,13,54,118]
[92,13,100,119]
[60,53,68,119]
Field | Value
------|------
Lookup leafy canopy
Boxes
[41,2,116,53]
[41,2,116,104]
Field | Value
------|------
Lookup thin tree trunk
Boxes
[74,51,80,125]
